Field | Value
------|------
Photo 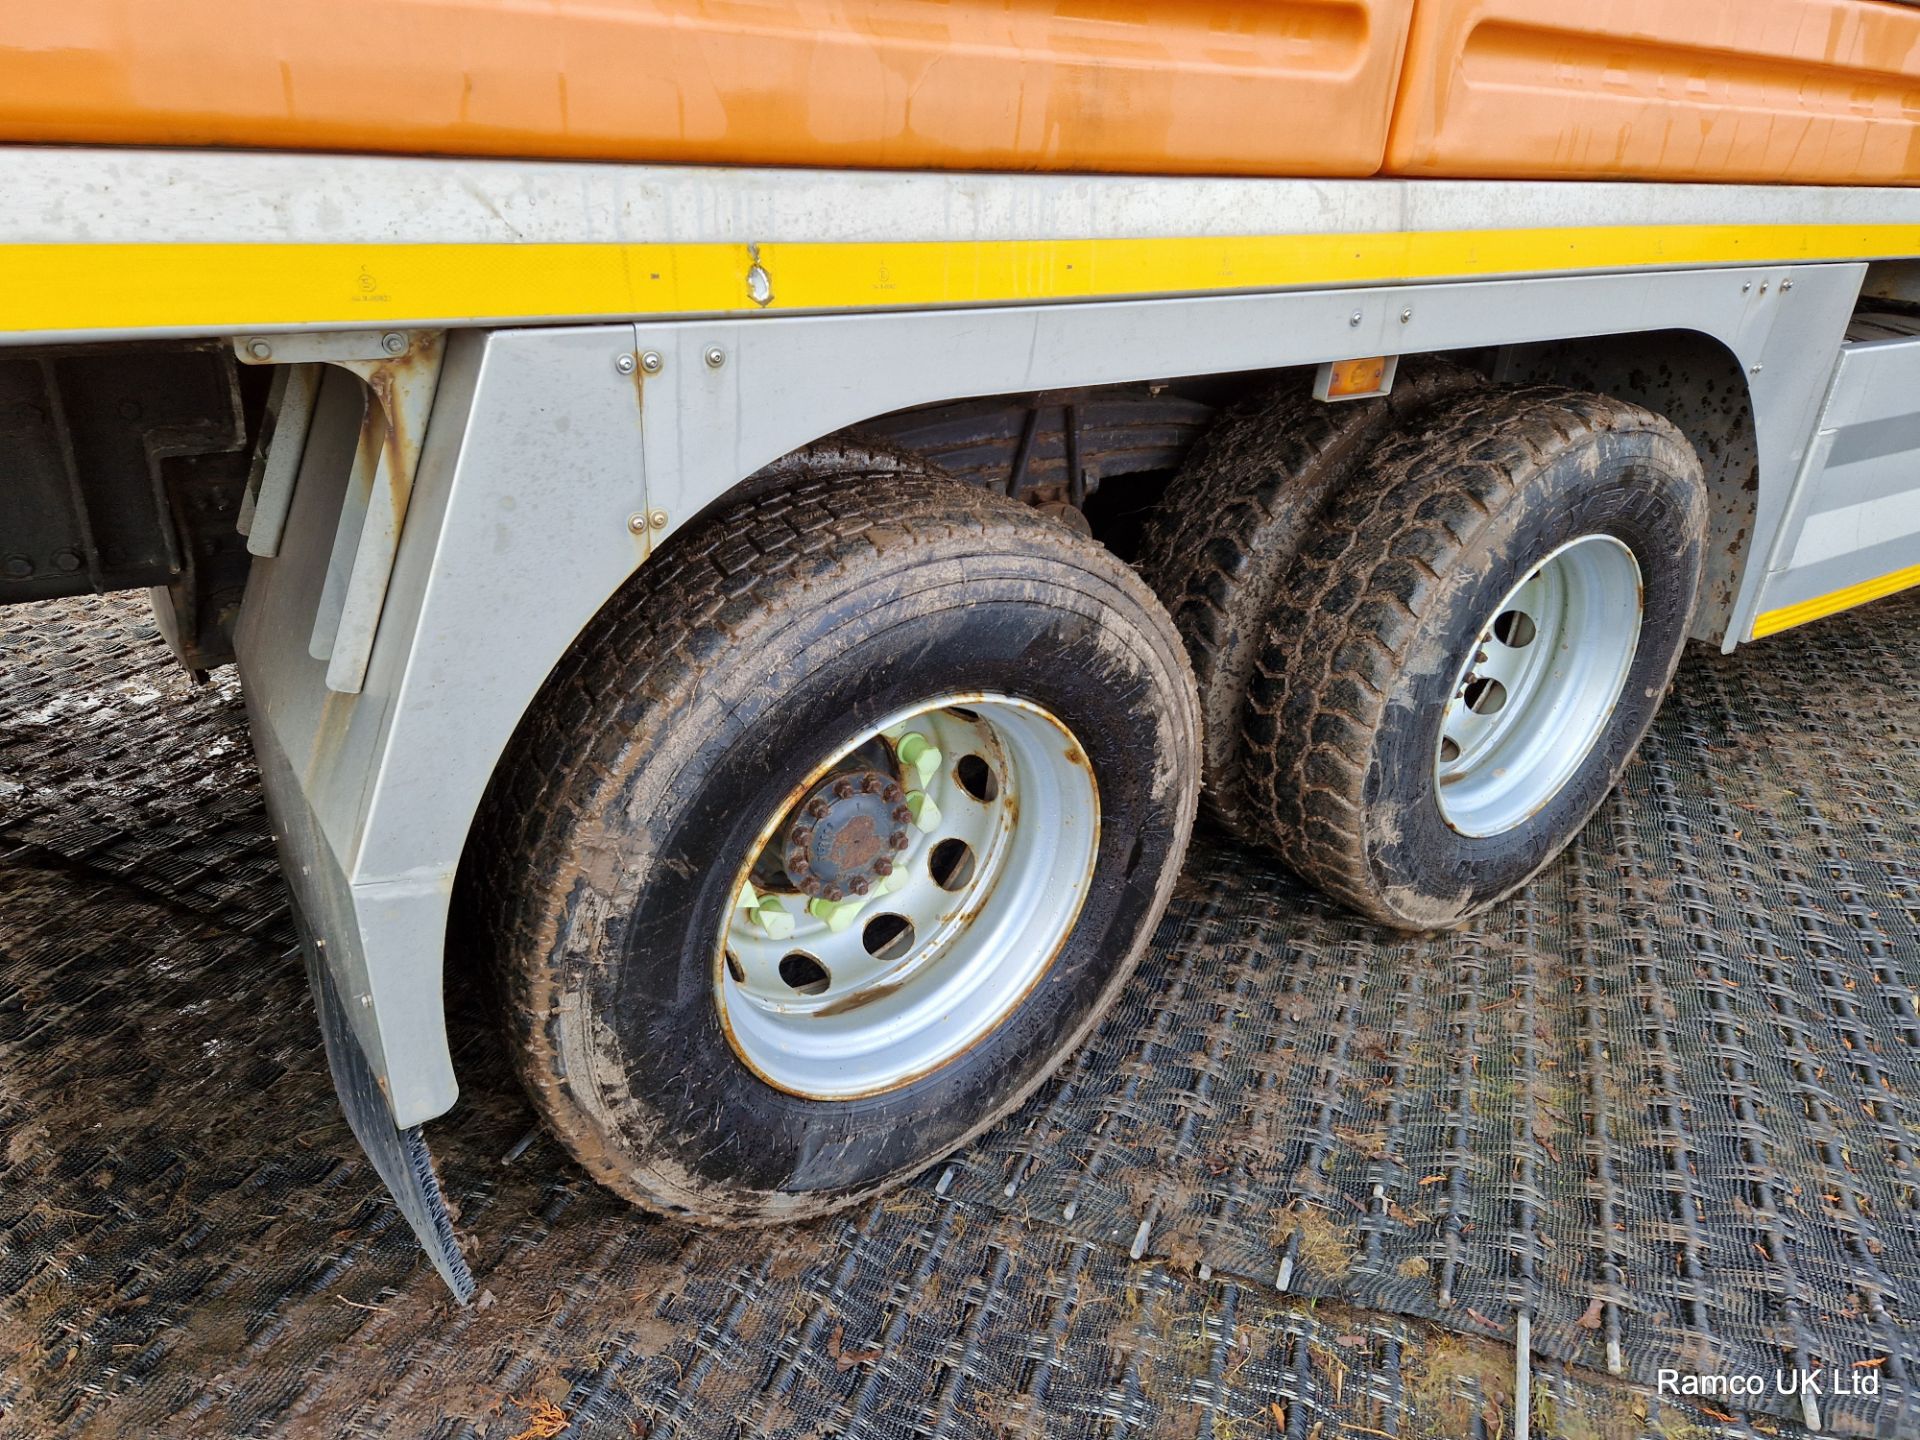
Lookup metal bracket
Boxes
[234,330,446,693]
[234,330,416,366]
[238,363,322,558]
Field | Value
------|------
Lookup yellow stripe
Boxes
[6,222,1920,334]
[1752,562,1920,638]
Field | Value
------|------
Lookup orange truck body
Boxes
[1,0,1918,182]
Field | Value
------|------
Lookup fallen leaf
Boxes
[827,1323,883,1372]
[507,1397,568,1440]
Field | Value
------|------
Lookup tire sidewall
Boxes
[1363,426,1704,925]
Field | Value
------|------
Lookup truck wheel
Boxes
[1135,361,1479,840]
[1244,388,1707,929]
[471,461,1199,1221]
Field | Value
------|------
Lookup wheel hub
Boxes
[717,695,1100,1100]
[1433,532,1642,837]
[783,771,910,900]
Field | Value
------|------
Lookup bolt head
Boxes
[704,346,727,369]
[1349,310,1364,327]
[639,350,664,374]
[381,331,408,356]
[627,512,648,534]
[648,510,668,530]
[245,338,273,360]
[1400,308,1413,323]
[1781,279,1794,292]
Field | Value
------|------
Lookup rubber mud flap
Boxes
[465,463,1200,1223]
[1244,386,1707,929]
[301,913,475,1301]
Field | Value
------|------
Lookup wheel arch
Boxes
[1491,328,1761,645]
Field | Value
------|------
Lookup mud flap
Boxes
[301,921,476,1302]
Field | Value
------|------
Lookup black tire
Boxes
[1244,387,1707,929]
[468,461,1199,1222]
[1135,360,1482,840]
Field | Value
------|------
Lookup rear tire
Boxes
[1244,387,1707,929]
[469,462,1199,1221]
[1136,361,1480,839]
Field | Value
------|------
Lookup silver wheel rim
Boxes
[716,695,1100,1099]
[1434,533,1642,838]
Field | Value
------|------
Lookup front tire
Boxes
[1244,387,1707,929]
[470,463,1199,1221]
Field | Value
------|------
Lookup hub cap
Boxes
[1434,533,1642,838]
[717,695,1100,1099]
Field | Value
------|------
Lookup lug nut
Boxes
[862,775,884,794]
[873,858,893,877]
[789,857,810,876]
[823,884,844,902]
[790,826,813,848]
[882,783,903,803]
[807,798,830,819]
[848,877,870,896]
[833,779,855,799]
[892,805,913,824]
[889,831,910,851]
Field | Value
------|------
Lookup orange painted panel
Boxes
[1386,0,1920,184]
[0,0,1412,177]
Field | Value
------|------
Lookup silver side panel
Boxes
[231,262,1860,1129]
[1757,329,1920,624]
[7,148,1920,247]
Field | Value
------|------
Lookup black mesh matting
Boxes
[5,590,1918,1438]
[938,594,1920,1436]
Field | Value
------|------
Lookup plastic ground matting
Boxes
[3,590,1917,1438]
